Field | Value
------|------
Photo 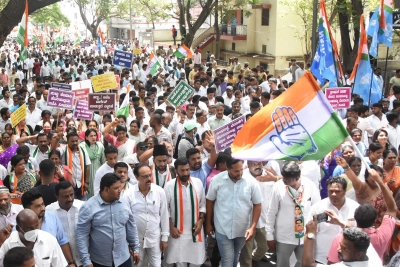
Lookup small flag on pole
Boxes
[16,0,28,61]
[146,53,161,76]
[173,44,193,59]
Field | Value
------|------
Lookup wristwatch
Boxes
[307,233,315,239]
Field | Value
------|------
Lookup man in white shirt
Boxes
[208,102,231,130]
[52,61,61,79]
[0,209,68,267]
[76,68,87,81]
[25,96,42,129]
[46,181,85,267]
[0,187,23,229]
[295,62,305,81]
[39,61,51,77]
[124,164,169,267]
[193,49,202,65]
[0,89,13,109]
[239,161,271,267]
[222,86,235,107]
[0,107,10,133]
[365,103,388,131]
[265,162,321,267]
[306,177,359,264]
[195,109,210,138]
[385,111,400,151]
[138,64,148,84]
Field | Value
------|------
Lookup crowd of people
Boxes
[0,38,398,267]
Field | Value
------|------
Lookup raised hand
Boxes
[270,107,317,161]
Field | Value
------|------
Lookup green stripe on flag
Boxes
[174,50,185,59]
[277,114,349,161]
[361,53,369,61]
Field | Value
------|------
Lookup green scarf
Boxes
[82,142,103,160]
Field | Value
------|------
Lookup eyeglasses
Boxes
[138,146,149,151]
[140,174,152,179]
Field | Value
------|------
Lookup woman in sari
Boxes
[80,129,105,197]
[13,118,32,137]
[3,155,36,204]
[383,149,400,195]
[4,123,17,145]
[128,120,146,143]
[339,157,362,201]
[48,150,74,185]
[78,120,101,141]
[336,156,390,227]
[102,119,136,160]
[0,132,18,169]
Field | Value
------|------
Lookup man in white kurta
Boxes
[164,158,206,266]
[124,164,169,267]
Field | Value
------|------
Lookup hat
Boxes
[153,144,169,157]
[226,86,233,90]
[244,62,249,65]
[211,54,215,58]
[184,121,200,131]
[0,186,9,194]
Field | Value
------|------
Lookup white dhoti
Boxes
[165,230,206,265]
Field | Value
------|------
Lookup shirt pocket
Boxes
[39,258,51,267]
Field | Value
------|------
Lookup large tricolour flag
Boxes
[146,53,161,76]
[17,0,28,61]
[231,71,349,161]
[350,14,382,105]
[173,44,193,59]
[367,0,393,57]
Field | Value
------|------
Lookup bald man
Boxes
[0,209,68,267]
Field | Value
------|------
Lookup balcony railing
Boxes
[219,24,247,36]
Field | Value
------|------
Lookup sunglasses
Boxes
[138,146,149,151]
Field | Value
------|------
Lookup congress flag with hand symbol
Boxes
[232,71,349,161]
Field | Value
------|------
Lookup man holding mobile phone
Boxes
[306,176,359,264]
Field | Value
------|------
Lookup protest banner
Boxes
[112,50,134,68]
[213,116,246,152]
[133,48,141,55]
[11,103,27,127]
[325,87,351,109]
[47,88,74,110]
[91,72,118,92]
[72,88,90,105]
[80,41,90,47]
[73,100,93,120]
[88,93,116,111]
[51,82,72,91]
[166,80,194,107]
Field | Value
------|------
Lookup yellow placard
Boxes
[91,72,118,92]
[11,103,27,127]
[133,48,141,55]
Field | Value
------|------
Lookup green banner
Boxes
[166,80,195,107]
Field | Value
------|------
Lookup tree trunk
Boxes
[177,0,186,44]
[338,0,362,71]
[0,0,60,47]
[76,0,103,39]
[214,3,220,59]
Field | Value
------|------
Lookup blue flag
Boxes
[353,61,382,105]
[367,2,393,57]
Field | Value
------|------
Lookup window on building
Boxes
[261,9,270,26]
[232,43,236,51]
[262,45,267,54]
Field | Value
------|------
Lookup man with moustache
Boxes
[206,157,262,267]
[18,133,50,165]
[21,189,76,267]
[114,162,134,196]
[239,161,274,267]
[151,144,173,188]
[77,173,140,267]
[0,186,23,229]
[124,164,169,267]
[46,181,85,267]
[164,157,206,267]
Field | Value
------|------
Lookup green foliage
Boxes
[31,3,70,28]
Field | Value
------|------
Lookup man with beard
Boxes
[77,173,140,267]
[186,130,218,189]
[239,161,273,267]
[46,181,85,267]
[206,158,262,267]
[124,164,169,267]
[303,219,378,267]
[21,189,76,267]
[114,162,134,196]
[164,157,206,266]
[51,132,91,200]
[150,144,173,188]
[147,113,173,144]
[17,133,50,165]
[0,186,23,229]
[0,209,67,267]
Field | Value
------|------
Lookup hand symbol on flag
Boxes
[270,107,317,161]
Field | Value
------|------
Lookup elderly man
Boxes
[0,209,67,267]
[124,164,169,267]
[208,102,231,130]
[0,186,23,229]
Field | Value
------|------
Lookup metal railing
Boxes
[219,24,247,36]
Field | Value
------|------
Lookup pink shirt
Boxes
[206,168,220,192]
[327,215,395,263]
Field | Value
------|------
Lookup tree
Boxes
[0,0,60,47]
[31,3,70,28]
[75,0,114,38]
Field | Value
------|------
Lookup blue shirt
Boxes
[42,211,69,246]
[206,171,262,239]
[190,161,212,190]
[10,105,20,113]
[76,193,140,267]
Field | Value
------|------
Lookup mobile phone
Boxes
[316,213,328,223]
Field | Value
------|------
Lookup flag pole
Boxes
[346,136,371,171]
[367,69,374,107]
[382,46,390,98]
